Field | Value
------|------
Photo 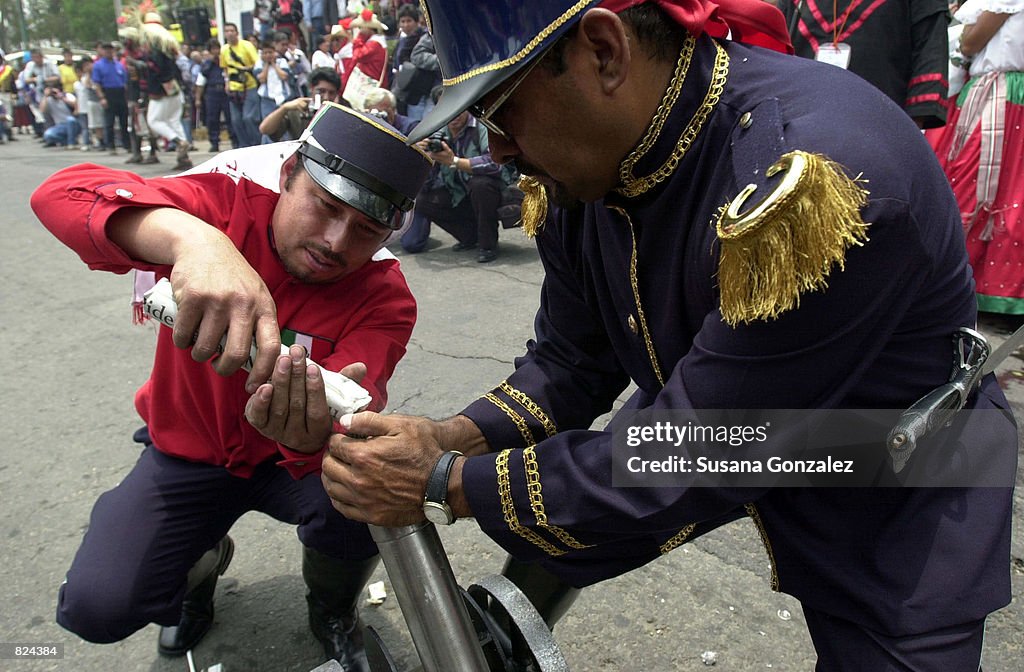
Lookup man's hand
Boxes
[168,236,279,386]
[107,206,282,389]
[322,413,487,526]
[417,139,456,167]
[322,413,448,527]
[286,97,311,113]
[244,346,366,453]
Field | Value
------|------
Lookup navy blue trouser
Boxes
[803,603,985,671]
[402,175,504,253]
[56,429,375,643]
[203,90,234,150]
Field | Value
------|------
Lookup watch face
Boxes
[423,501,453,525]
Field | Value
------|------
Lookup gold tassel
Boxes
[715,151,870,327]
[518,175,549,238]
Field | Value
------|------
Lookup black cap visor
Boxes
[299,146,412,230]
[406,61,537,144]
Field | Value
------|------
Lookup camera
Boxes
[425,130,446,153]
[302,94,323,121]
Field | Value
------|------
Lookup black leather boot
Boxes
[303,547,379,672]
[125,132,144,164]
[157,535,234,657]
[142,137,160,164]
[174,140,193,170]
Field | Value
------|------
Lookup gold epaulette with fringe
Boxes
[715,150,871,327]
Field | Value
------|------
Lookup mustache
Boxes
[513,160,582,210]
[514,158,545,179]
[307,243,345,267]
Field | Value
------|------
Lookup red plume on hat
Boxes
[599,0,792,54]
[350,8,388,33]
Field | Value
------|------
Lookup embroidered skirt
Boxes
[926,71,1024,314]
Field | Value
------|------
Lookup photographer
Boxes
[362,88,417,135]
[21,48,59,89]
[253,40,295,143]
[399,87,517,263]
[258,67,339,142]
[274,31,309,97]
[39,77,80,148]
[198,39,235,152]
[221,22,261,147]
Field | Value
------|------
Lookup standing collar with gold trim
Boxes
[614,35,730,200]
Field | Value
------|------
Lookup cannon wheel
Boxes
[365,625,400,672]
[466,574,570,672]
[363,574,569,672]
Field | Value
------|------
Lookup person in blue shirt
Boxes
[91,42,130,153]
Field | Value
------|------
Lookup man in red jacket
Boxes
[31,103,430,672]
[341,9,388,90]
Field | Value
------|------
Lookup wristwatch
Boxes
[423,451,463,525]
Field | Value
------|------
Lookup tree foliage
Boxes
[0,0,216,52]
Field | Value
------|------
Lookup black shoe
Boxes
[157,536,234,657]
[452,241,477,252]
[308,599,369,672]
[477,249,497,263]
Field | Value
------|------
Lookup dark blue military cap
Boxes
[407,0,601,142]
[298,102,432,229]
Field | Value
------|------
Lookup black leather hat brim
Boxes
[303,156,399,228]
[406,60,534,144]
[407,0,601,144]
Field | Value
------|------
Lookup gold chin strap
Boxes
[715,150,871,327]
[518,175,549,238]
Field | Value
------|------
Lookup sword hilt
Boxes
[886,327,990,473]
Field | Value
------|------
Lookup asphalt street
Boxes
[1,138,1022,672]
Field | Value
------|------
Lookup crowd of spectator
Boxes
[0,2,522,262]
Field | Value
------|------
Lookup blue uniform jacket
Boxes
[460,36,1016,636]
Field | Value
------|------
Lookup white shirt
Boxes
[311,49,334,70]
[956,0,1024,76]
[255,57,292,105]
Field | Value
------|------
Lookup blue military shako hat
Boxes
[406,0,601,143]
[298,102,432,229]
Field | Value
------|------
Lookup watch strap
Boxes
[425,450,463,506]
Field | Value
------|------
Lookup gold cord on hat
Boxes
[441,0,595,86]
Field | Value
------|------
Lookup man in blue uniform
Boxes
[321,1,1017,667]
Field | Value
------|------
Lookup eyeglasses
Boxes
[469,46,551,141]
